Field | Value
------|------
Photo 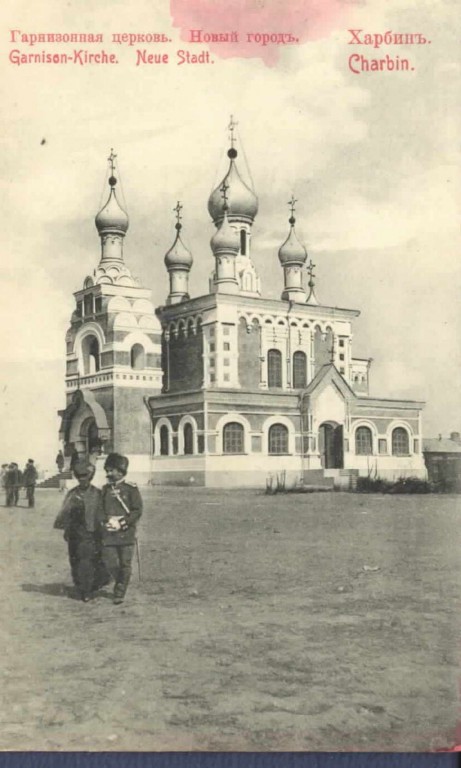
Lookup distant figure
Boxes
[0,464,8,502]
[5,463,21,506]
[12,463,22,506]
[23,459,38,508]
[53,460,109,602]
[56,450,65,474]
[101,453,143,605]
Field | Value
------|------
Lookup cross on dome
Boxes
[107,149,118,187]
[108,148,117,174]
[228,115,238,149]
[288,195,297,217]
[174,200,183,230]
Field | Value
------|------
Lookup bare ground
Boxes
[0,487,460,751]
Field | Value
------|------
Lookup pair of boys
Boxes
[55,452,142,604]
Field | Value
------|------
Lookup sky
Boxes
[0,0,460,470]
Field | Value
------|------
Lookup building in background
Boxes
[59,124,426,486]
[423,432,461,491]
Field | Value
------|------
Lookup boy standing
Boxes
[101,453,143,605]
[54,460,108,602]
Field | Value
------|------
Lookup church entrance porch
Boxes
[318,421,344,469]
[80,416,103,462]
[58,388,112,469]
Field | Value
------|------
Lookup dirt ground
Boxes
[0,486,460,751]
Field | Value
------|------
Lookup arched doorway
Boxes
[319,421,344,469]
[80,417,101,458]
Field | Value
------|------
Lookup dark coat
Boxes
[23,464,38,486]
[5,468,21,487]
[54,485,103,539]
[100,481,143,547]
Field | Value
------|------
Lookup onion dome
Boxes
[208,147,258,224]
[164,222,193,270]
[95,174,129,235]
[278,213,307,266]
[210,209,240,254]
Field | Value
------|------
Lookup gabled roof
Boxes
[300,364,356,402]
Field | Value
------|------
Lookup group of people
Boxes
[54,452,143,605]
[1,459,38,508]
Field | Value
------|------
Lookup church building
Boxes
[59,124,426,487]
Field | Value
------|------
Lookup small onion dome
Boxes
[210,210,240,254]
[95,178,129,235]
[164,224,193,270]
[208,150,258,224]
[278,218,307,265]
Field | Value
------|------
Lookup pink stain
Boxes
[170,0,350,66]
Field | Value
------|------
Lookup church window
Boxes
[355,426,373,455]
[240,229,247,256]
[130,344,145,370]
[210,374,215,382]
[340,367,345,374]
[224,342,230,351]
[223,422,244,454]
[223,326,231,336]
[81,334,100,375]
[267,349,282,387]
[339,339,345,347]
[268,424,289,455]
[339,354,344,361]
[224,358,230,366]
[184,423,194,455]
[210,343,215,352]
[209,326,215,337]
[392,427,410,455]
[160,425,169,456]
[224,373,230,382]
[209,358,215,367]
[95,297,102,313]
[83,294,93,316]
[292,351,307,389]
[76,301,83,317]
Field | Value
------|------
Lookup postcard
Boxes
[0,0,459,753]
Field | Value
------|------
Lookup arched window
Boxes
[355,426,373,455]
[184,423,194,455]
[130,343,145,370]
[160,425,169,456]
[392,427,409,455]
[240,229,247,256]
[81,334,100,375]
[83,294,93,316]
[268,424,289,455]
[267,349,282,388]
[223,422,244,454]
[293,351,307,389]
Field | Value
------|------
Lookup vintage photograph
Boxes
[0,0,460,753]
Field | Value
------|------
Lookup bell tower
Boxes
[58,151,162,482]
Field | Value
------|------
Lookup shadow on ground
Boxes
[21,583,114,601]
[21,582,77,599]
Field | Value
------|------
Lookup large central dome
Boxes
[208,149,258,225]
